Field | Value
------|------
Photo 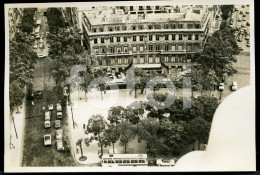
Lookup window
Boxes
[149,35,153,41]
[122,26,127,30]
[93,28,97,32]
[165,56,168,62]
[140,56,144,63]
[132,26,136,30]
[155,57,160,63]
[147,6,151,10]
[195,24,200,28]
[156,45,160,51]
[125,58,129,64]
[156,6,159,10]
[188,24,193,29]
[148,25,153,30]
[110,37,114,43]
[187,44,192,51]
[140,36,143,41]
[140,45,144,52]
[188,34,192,40]
[133,46,137,52]
[156,35,159,41]
[172,34,176,40]
[117,47,121,53]
[115,159,122,163]
[133,36,136,41]
[102,59,106,65]
[102,48,105,53]
[179,34,183,40]
[165,35,168,40]
[149,57,153,63]
[94,38,98,44]
[101,38,104,43]
[118,58,122,64]
[109,27,113,31]
[124,46,128,52]
[139,25,143,30]
[133,57,137,64]
[130,6,133,11]
[139,6,143,10]
[171,56,176,62]
[178,44,183,50]
[165,45,169,51]
[139,160,145,163]
[117,37,121,42]
[110,47,114,53]
[111,59,115,64]
[172,44,176,51]
[99,28,104,32]
[178,24,183,28]
[148,45,153,52]
[116,26,120,31]
[171,24,176,29]
[155,24,160,29]
[124,37,127,42]
[94,48,99,53]
[195,34,199,40]
[164,24,169,29]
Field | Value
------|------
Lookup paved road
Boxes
[33,8,55,91]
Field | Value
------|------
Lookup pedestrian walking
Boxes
[83,124,85,129]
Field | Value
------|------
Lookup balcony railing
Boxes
[160,50,186,54]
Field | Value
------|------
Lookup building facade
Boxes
[77,5,211,74]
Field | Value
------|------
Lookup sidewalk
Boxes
[67,87,222,165]
[7,101,26,167]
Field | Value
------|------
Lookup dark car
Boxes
[107,73,113,80]
[27,93,35,100]
[246,22,250,26]
[36,91,43,99]
[115,72,122,79]
[239,11,243,14]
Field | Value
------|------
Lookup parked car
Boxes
[56,129,63,140]
[239,11,243,14]
[232,81,238,91]
[45,111,51,121]
[241,23,245,27]
[242,14,246,17]
[45,120,50,128]
[107,73,113,80]
[39,43,43,48]
[36,90,43,99]
[237,37,242,42]
[246,22,250,26]
[57,102,62,112]
[38,54,46,58]
[246,10,249,14]
[245,35,250,40]
[36,34,40,39]
[57,112,62,119]
[39,38,43,43]
[237,18,241,22]
[246,41,250,47]
[115,72,122,79]
[156,158,175,166]
[219,83,225,90]
[48,104,54,111]
[44,134,51,146]
[238,46,243,50]
[38,10,41,13]
[242,5,245,8]
[242,17,246,21]
[57,140,64,151]
[33,44,38,49]
[55,120,61,128]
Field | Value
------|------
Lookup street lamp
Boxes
[153,148,156,158]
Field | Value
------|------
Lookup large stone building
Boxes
[69,5,212,74]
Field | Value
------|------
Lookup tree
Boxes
[125,101,145,125]
[105,125,121,154]
[186,117,211,150]
[220,5,234,20]
[47,8,66,34]
[159,119,188,156]
[18,8,37,34]
[125,68,140,98]
[168,70,183,89]
[137,118,161,153]
[183,67,204,96]
[196,96,219,122]
[86,114,107,156]
[107,106,125,126]
[118,121,136,153]
[76,138,91,161]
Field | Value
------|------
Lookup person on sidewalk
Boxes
[32,101,34,106]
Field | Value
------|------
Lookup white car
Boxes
[55,120,61,128]
[56,129,63,140]
[57,102,62,112]
[48,104,54,111]
[45,111,51,121]
[57,112,62,119]
[44,134,51,146]
[156,158,175,166]
[33,44,38,49]
[219,83,225,90]
[232,81,238,91]
[39,43,43,48]
[39,38,43,43]
[57,140,64,151]
[246,42,250,47]
[45,120,50,128]
[38,54,46,58]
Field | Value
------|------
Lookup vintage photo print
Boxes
[4,0,255,172]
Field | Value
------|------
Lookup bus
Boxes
[36,19,41,26]
[101,154,148,167]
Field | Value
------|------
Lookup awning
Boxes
[133,64,161,68]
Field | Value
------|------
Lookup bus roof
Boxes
[102,154,147,159]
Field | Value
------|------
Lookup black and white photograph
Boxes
[4,0,255,172]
